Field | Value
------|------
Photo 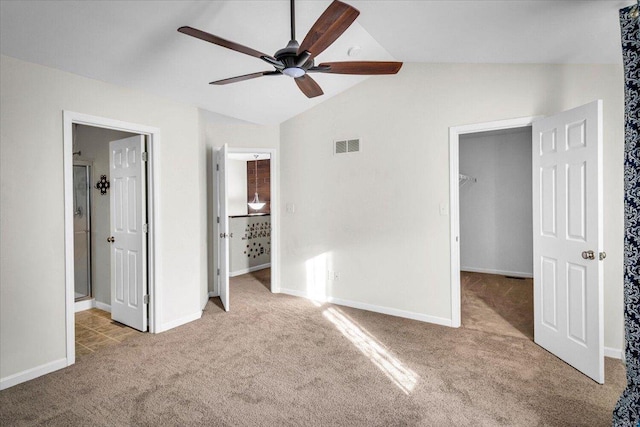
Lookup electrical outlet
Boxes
[439,203,449,216]
[286,203,295,214]
[333,272,340,281]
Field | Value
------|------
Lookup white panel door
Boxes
[110,135,147,331]
[217,144,230,311]
[532,100,604,383]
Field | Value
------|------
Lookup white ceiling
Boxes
[0,1,631,125]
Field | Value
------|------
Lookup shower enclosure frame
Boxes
[73,160,93,302]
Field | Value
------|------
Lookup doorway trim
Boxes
[63,111,160,366]
[449,116,537,328]
[216,147,279,296]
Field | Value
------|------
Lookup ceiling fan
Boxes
[178,0,402,98]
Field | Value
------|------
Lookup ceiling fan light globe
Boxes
[283,67,305,78]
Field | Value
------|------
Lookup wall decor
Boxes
[230,216,271,273]
[95,175,110,195]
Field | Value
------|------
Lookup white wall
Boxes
[200,116,279,297]
[0,55,206,383]
[280,63,624,351]
[459,128,533,277]
[228,158,248,216]
[75,125,137,306]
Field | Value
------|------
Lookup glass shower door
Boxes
[73,165,92,300]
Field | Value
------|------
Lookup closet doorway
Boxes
[457,126,534,340]
[449,101,606,383]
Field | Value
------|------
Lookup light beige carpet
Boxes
[461,271,534,340]
[0,270,626,426]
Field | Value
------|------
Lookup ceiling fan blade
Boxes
[295,75,324,98]
[311,61,403,75]
[298,1,360,58]
[210,71,280,85]
[178,26,278,63]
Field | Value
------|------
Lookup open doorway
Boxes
[71,125,144,356]
[215,146,278,312]
[227,153,272,291]
[458,127,534,340]
[63,111,160,366]
[449,102,606,383]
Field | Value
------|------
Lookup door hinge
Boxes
[143,294,149,304]
[217,268,220,276]
[216,164,219,171]
[141,152,148,162]
[217,216,220,224]
[142,223,148,233]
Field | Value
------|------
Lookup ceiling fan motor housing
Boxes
[275,40,313,73]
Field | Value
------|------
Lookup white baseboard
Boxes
[74,299,111,313]
[230,263,271,278]
[208,291,218,298]
[0,358,68,391]
[95,301,111,312]
[461,266,533,279]
[278,288,452,327]
[157,311,202,333]
[74,298,94,312]
[604,346,624,360]
[277,288,308,298]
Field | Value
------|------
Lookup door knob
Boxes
[107,236,115,243]
[581,250,595,260]
[599,251,607,261]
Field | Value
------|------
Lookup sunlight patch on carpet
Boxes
[323,307,418,394]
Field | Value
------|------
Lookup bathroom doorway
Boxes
[72,124,139,313]
[64,111,161,365]
[71,124,148,356]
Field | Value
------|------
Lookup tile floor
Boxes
[75,308,142,356]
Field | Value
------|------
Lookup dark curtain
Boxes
[614,5,640,427]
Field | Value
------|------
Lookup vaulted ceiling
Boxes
[0,1,630,124]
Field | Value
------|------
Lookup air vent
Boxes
[334,138,360,155]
